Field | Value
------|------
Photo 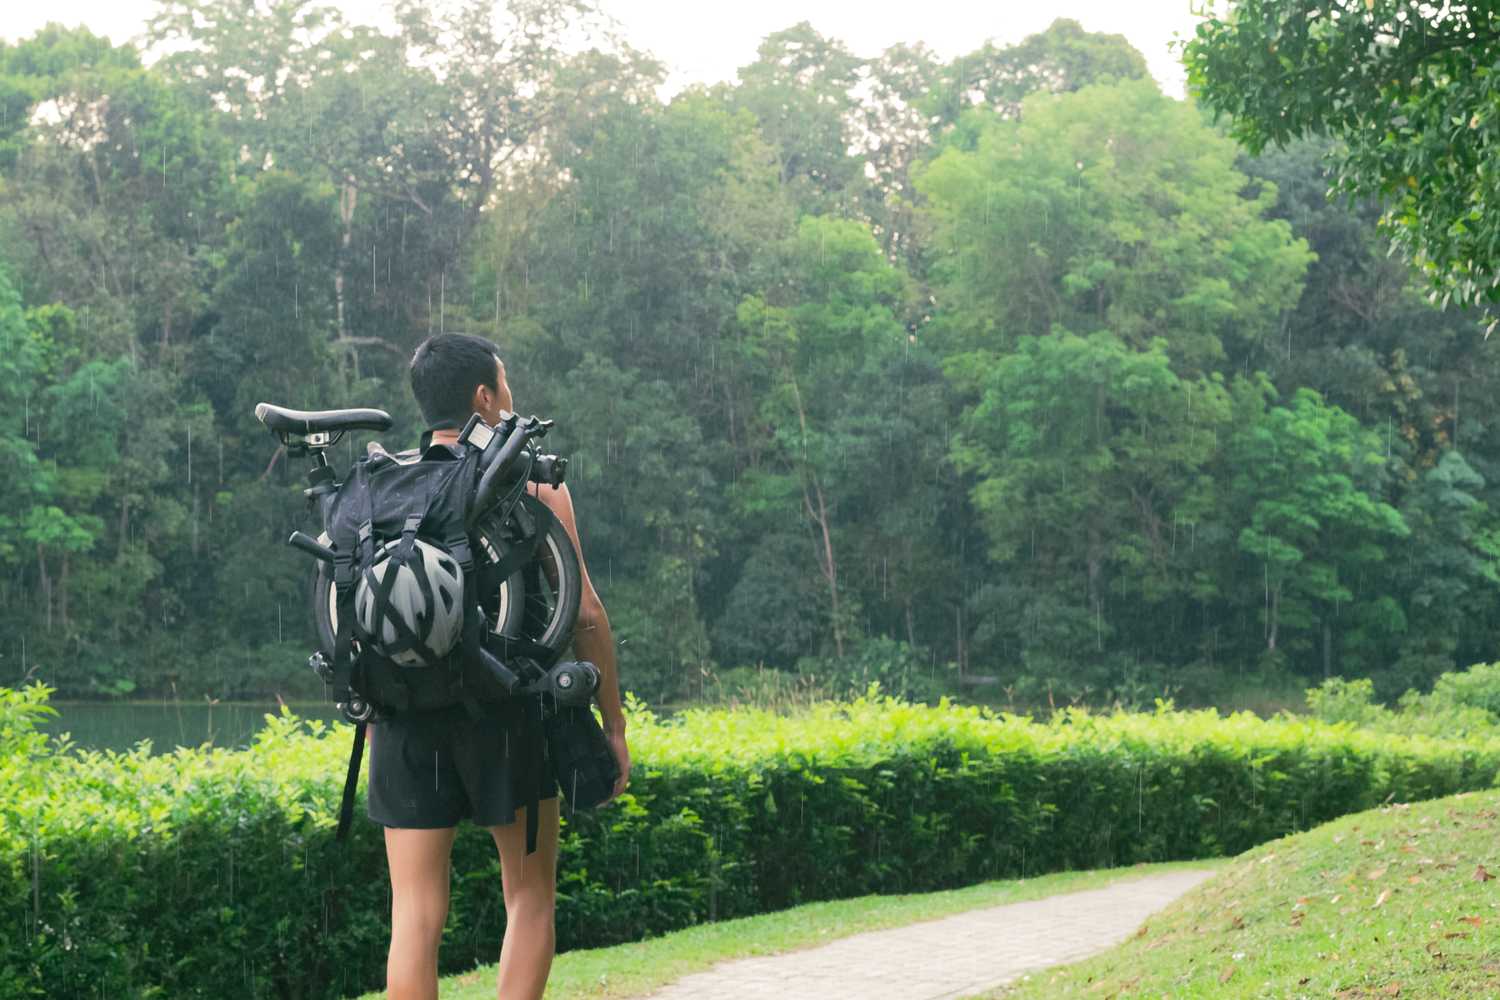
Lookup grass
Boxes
[977,789,1500,999]
[359,860,1227,1000]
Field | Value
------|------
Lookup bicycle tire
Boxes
[474,494,581,669]
[310,495,581,669]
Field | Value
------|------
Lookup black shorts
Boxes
[366,696,558,829]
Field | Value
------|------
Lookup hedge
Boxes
[3,683,1498,998]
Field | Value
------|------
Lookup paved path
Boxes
[640,868,1217,1000]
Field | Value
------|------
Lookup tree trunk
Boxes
[1087,521,1104,652]
[724,373,740,459]
[36,544,52,632]
[788,375,843,658]
[335,177,357,358]
[117,498,131,559]
[802,473,843,659]
[1322,616,1333,680]
[1267,585,1280,652]
[955,604,965,678]
[58,552,70,630]
[160,298,173,361]
[1088,382,1106,651]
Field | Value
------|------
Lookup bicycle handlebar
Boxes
[288,530,336,563]
[467,415,553,530]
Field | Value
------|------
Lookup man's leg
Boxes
[489,796,560,1000]
[384,825,459,1000]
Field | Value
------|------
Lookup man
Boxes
[368,331,631,1000]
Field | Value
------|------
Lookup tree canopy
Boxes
[3,13,1499,708]
[1182,0,1500,315]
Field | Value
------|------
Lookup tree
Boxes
[925,17,1149,128]
[949,330,1231,688]
[1224,380,1409,677]
[539,351,719,704]
[0,263,47,568]
[149,0,642,364]
[1386,451,1500,689]
[1235,137,1500,483]
[0,22,140,171]
[713,530,828,671]
[914,78,1313,375]
[0,26,232,366]
[727,22,871,218]
[856,20,1153,276]
[732,215,916,659]
[853,40,945,270]
[1182,0,1500,314]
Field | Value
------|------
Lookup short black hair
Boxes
[408,333,501,428]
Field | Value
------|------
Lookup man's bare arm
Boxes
[527,481,625,733]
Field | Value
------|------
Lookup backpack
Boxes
[313,428,560,847]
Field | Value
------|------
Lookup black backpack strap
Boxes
[513,696,543,855]
[452,448,500,718]
[391,510,424,564]
[329,461,371,705]
[486,534,541,588]
[356,459,377,566]
[330,591,356,702]
[353,472,450,668]
[444,525,474,576]
[487,633,562,670]
[335,721,368,842]
[456,592,488,722]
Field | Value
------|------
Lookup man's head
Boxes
[409,332,513,430]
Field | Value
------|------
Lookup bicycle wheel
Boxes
[311,495,581,669]
[473,494,581,669]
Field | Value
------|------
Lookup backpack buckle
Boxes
[446,534,474,574]
[333,550,355,589]
[357,519,375,564]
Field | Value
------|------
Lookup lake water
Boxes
[40,699,688,754]
[35,690,721,754]
[42,700,346,754]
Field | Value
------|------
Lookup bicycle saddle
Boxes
[255,402,393,436]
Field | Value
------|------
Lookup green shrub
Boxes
[793,636,959,703]
[1304,677,1387,727]
[698,662,838,709]
[1306,664,1500,739]
[4,683,1500,998]
[0,683,56,761]
[1427,661,1500,718]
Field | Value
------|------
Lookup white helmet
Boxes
[353,537,466,667]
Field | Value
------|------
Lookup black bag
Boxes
[544,703,621,816]
[317,435,584,852]
[319,439,498,842]
[323,439,490,719]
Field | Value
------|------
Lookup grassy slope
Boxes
[987,789,1500,1000]
[359,861,1224,1000]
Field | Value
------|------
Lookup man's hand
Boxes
[601,725,630,806]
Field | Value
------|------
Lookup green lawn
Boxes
[978,789,1500,999]
[360,860,1226,1000]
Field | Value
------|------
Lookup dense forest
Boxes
[2,0,1497,709]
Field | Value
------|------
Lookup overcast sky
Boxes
[3,1,1203,100]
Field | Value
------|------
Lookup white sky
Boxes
[3,1,1202,99]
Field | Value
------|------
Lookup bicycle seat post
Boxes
[304,443,338,518]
